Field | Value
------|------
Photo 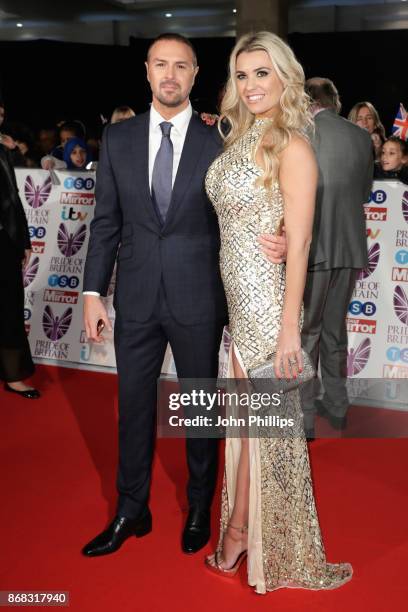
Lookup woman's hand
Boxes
[274,324,303,379]
[41,157,56,170]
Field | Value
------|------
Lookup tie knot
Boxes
[160,122,173,137]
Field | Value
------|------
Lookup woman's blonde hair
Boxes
[219,31,313,188]
[348,101,385,139]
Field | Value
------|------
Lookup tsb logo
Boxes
[369,189,387,205]
[48,274,80,289]
[395,250,408,265]
[348,301,377,317]
[28,226,46,239]
[386,347,408,363]
[63,177,95,191]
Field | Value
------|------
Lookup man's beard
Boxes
[156,92,187,108]
[156,83,189,108]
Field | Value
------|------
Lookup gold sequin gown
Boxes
[205,118,352,594]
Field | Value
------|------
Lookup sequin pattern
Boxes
[205,119,352,593]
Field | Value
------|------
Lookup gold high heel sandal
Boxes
[205,523,248,577]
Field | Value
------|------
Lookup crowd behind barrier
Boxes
[16,169,408,409]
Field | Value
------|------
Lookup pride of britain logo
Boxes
[393,285,408,325]
[358,243,380,280]
[42,305,73,341]
[403,191,408,224]
[57,223,87,257]
[347,338,371,376]
[22,256,40,288]
[24,175,52,208]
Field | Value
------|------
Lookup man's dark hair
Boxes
[147,33,197,67]
[305,78,341,114]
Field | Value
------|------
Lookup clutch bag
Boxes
[248,348,315,394]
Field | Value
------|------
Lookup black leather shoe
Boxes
[4,383,40,399]
[182,507,210,554]
[316,399,347,430]
[82,510,152,557]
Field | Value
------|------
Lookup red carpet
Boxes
[1,364,407,611]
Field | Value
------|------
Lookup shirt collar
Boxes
[150,102,192,135]
[312,105,326,117]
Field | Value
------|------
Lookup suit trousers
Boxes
[301,267,358,418]
[114,282,224,519]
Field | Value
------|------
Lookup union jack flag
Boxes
[392,103,408,141]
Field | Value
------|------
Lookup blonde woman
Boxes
[348,101,386,139]
[205,32,352,594]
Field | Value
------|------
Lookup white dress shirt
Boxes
[84,103,193,297]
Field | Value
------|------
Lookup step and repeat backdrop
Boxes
[16,170,408,405]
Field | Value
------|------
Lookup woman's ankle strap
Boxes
[228,522,248,533]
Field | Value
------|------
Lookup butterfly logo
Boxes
[402,191,408,224]
[24,175,52,208]
[347,338,371,376]
[57,223,87,257]
[42,305,73,341]
[358,242,380,280]
[393,285,408,326]
[22,256,40,288]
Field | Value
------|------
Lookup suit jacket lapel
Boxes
[130,111,161,227]
[163,113,208,228]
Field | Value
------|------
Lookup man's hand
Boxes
[258,229,288,264]
[22,249,32,269]
[84,295,112,344]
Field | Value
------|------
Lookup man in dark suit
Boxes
[301,78,373,434]
[82,33,227,557]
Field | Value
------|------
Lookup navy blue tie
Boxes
[152,121,173,223]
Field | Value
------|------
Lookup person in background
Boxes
[348,101,386,139]
[374,136,408,184]
[41,120,86,170]
[0,100,27,167]
[63,137,92,171]
[0,103,40,399]
[36,127,58,157]
[110,105,135,124]
[298,78,373,436]
[371,127,385,162]
[7,123,39,168]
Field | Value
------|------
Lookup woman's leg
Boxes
[217,348,249,568]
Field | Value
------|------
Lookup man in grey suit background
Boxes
[301,78,373,434]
